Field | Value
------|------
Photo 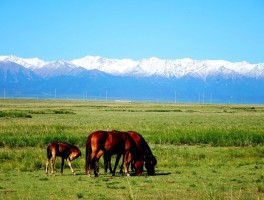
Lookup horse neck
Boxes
[142,140,154,159]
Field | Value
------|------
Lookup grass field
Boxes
[0,99,264,199]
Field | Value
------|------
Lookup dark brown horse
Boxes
[46,142,81,175]
[106,131,157,175]
[85,130,144,177]
[128,131,157,175]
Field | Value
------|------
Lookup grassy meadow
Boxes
[0,99,264,199]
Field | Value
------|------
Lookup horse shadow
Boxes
[154,172,171,176]
[62,171,171,177]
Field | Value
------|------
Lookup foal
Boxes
[46,142,81,175]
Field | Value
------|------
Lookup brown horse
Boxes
[128,131,157,175]
[85,130,144,177]
[106,131,157,175]
[46,142,81,176]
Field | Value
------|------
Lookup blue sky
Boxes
[0,0,263,63]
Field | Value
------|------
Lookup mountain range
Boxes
[0,55,264,104]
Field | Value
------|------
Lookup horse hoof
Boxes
[126,173,130,177]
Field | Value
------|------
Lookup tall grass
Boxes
[0,99,264,147]
[0,123,86,148]
[149,128,264,146]
[0,110,32,118]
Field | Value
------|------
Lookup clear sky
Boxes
[0,0,263,63]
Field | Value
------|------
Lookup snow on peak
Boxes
[41,59,78,71]
[0,55,263,78]
[0,56,8,61]
[248,63,264,78]
[2,55,29,66]
[72,56,137,74]
[0,55,47,68]
[22,57,48,68]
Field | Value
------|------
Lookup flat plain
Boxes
[0,99,264,199]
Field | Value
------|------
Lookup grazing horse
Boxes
[106,131,157,175]
[128,131,157,175]
[85,130,144,177]
[46,142,81,176]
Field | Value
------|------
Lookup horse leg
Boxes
[104,153,114,173]
[131,160,135,172]
[61,157,64,175]
[112,154,121,176]
[94,150,104,177]
[66,158,76,175]
[51,156,56,175]
[94,158,99,177]
[86,153,92,176]
[119,155,124,174]
[103,153,109,173]
[45,159,49,175]
[46,145,52,176]
[87,149,97,176]
[124,152,132,176]
[109,155,115,173]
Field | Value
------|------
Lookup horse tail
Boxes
[85,134,92,174]
[46,144,52,159]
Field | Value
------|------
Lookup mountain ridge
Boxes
[0,55,263,103]
[1,55,263,79]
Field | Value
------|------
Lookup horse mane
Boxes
[139,134,154,159]
[128,131,154,159]
[56,142,79,149]
[57,142,75,146]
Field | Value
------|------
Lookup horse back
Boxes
[47,142,80,158]
[87,130,109,151]
[106,130,136,154]
[127,131,142,150]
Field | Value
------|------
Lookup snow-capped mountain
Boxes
[0,55,262,79]
[0,61,40,82]
[33,60,87,78]
[0,55,47,69]
[72,56,138,75]
[72,56,260,79]
[71,56,262,79]
[1,55,264,103]
[248,64,264,78]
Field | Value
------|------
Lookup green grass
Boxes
[1,146,264,199]
[0,110,32,118]
[0,99,264,147]
[0,99,264,199]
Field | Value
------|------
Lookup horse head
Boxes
[134,159,144,175]
[69,148,82,161]
[145,155,157,175]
